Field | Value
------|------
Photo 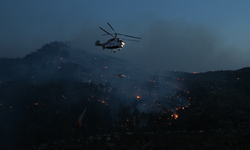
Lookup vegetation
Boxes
[1,41,250,149]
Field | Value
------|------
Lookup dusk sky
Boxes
[1,0,250,72]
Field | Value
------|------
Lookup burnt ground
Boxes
[32,131,250,150]
[31,68,250,150]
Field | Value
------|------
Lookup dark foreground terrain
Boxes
[32,68,250,150]
[32,130,250,150]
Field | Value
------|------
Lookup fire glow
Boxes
[174,114,178,119]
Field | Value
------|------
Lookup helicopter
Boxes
[111,70,128,78]
[95,22,141,53]
[111,73,127,78]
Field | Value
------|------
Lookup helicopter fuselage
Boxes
[105,38,125,49]
[96,38,125,52]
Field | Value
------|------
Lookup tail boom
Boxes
[95,40,105,49]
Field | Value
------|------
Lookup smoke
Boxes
[53,45,190,117]
[69,18,250,73]
[125,19,250,72]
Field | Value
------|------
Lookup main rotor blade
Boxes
[117,33,141,39]
[101,34,140,42]
[102,33,141,40]
[99,27,114,37]
[102,33,115,36]
[107,22,116,33]
[121,38,140,42]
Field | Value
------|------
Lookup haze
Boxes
[1,0,250,72]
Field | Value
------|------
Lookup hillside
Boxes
[0,41,250,149]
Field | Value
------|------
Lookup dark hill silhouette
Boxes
[23,41,70,62]
[1,41,250,149]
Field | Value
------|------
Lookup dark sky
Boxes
[1,0,250,72]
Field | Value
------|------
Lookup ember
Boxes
[174,114,178,119]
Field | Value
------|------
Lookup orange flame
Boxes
[174,114,178,120]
